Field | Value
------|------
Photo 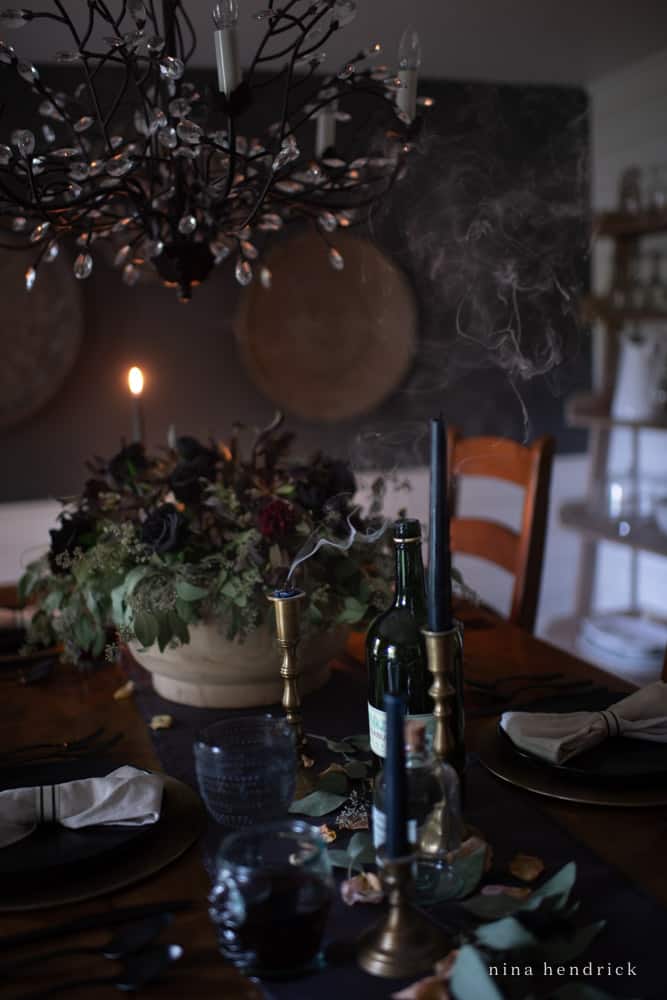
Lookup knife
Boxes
[0,899,194,951]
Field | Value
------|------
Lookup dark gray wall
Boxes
[0,77,590,502]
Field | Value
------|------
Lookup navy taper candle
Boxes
[428,416,452,631]
[384,691,408,859]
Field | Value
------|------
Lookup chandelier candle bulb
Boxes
[211,1,240,98]
[127,366,145,445]
[396,27,421,123]
[315,102,337,158]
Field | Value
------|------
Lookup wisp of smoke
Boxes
[286,506,387,583]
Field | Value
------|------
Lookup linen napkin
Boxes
[0,765,164,849]
[500,680,667,764]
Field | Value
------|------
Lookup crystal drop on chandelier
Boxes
[73,252,93,280]
[328,247,344,271]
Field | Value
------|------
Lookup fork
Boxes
[0,728,124,765]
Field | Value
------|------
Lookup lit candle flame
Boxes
[128,366,144,396]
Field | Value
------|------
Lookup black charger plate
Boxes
[498,690,667,786]
[0,759,155,877]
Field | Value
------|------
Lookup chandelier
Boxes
[0,2,426,301]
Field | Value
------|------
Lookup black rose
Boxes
[49,513,95,573]
[140,504,188,554]
[294,458,356,513]
[82,478,109,507]
[108,442,149,487]
[170,453,217,504]
[175,435,217,463]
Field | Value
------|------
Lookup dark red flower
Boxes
[257,499,297,541]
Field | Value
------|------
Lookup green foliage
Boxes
[19,417,396,663]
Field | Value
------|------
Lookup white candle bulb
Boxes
[396,27,421,122]
[315,101,337,158]
[128,366,146,445]
[212,0,241,97]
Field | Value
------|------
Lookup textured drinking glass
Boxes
[194,716,297,828]
[208,820,334,978]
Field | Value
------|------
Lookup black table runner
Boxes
[130,659,667,999]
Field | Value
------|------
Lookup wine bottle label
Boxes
[368,703,435,758]
[372,806,418,850]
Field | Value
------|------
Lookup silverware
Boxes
[13,943,183,999]
[0,728,124,766]
[0,915,170,974]
[0,901,193,951]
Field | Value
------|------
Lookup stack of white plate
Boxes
[578,612,667,684]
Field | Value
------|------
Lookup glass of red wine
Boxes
[208,820,334,979]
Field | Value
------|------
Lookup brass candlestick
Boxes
[423,625,465,777]
[268,589,315,799]
[421,625,466,854]
[268,589,307,753]
[358,849,451,978]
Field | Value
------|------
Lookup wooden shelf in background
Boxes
[560,500,667,556]
[566,393,667,431]
[596,210,667,238]
[582,295,667,326]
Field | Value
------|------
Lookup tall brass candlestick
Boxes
[358,849,451,978]
[268,589,307,754]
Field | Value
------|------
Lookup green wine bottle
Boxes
[367,518,433,764]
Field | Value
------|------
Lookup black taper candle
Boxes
[384,691,408,859]
[428,416,452,632]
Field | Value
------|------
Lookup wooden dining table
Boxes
[1,605,666,999]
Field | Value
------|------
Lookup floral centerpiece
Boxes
[20,415,395,700]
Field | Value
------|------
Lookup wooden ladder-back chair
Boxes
[447,428,555,634]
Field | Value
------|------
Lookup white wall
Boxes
[588,48,667,618]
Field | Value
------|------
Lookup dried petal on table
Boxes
[301,754,315,769]
[113,679,135,700]
[509,852,545,882]
[319,824,337,843]
[392,976,450,999]
[481,884,532,899]
[149,714,173,731]
[340,872,383,906]
[447,834,493,872]
[393,950,458,999]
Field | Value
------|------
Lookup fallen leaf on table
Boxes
[392,977,450,999]
[149,714,173,730]
[301,754,315,769]
[319,824,337,843]
[481,884,532,899]
[434,951,459,980]
[340,872,383,906]
[113,679,135,700]
[509,852,545,882]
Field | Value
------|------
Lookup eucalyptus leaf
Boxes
[175,597,198,623]
[462,863,577,920]
[168,609,189,644]
[539,920,606,964]
[344,760,369,779]
[288,790,348,817]
[155,610,173,652]
[475,916,537,951]
[347,831,375,865]
[344,734,371,753]
[327,849,364,872]
[133,610,158,648]
[175,580,209,601]
[453,841,489,899]
[450,945,505,1000]
[123,565,151,596]
[318,770,349,795]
